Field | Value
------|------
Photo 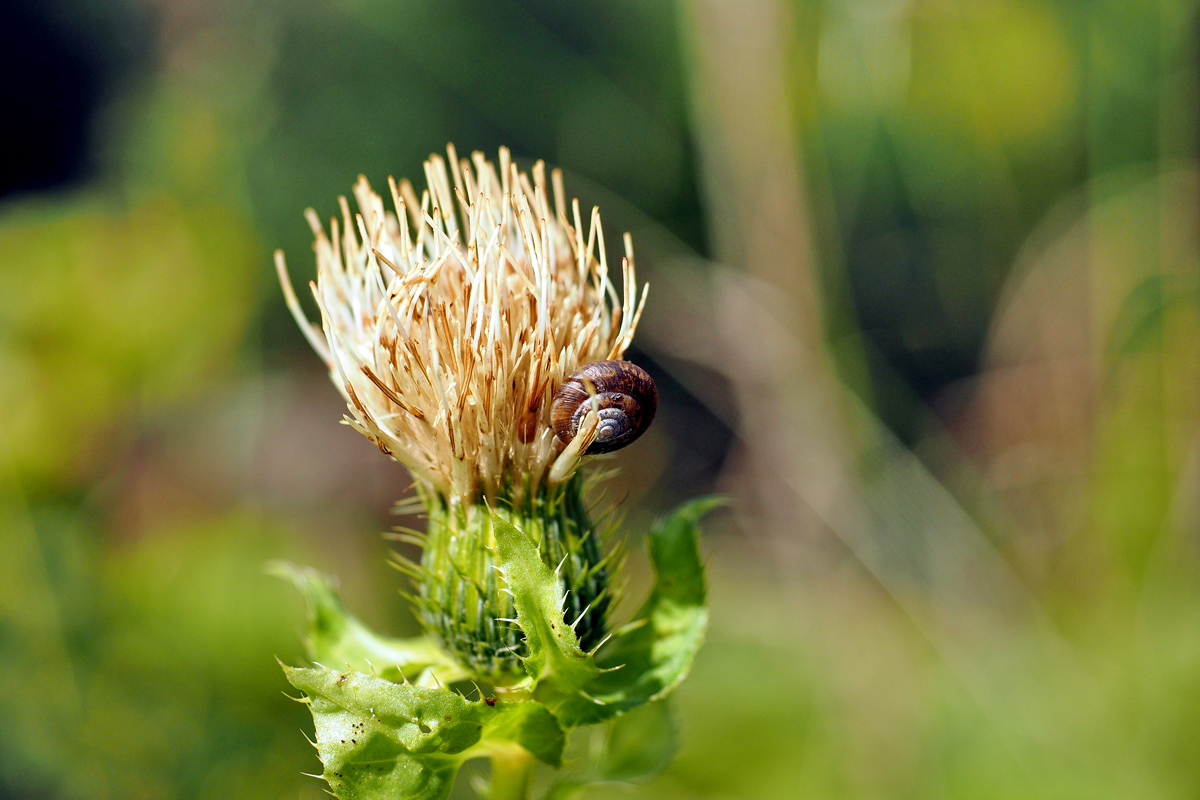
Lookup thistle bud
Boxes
[277,146,649,678]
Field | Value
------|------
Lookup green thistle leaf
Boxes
[490,516,601,703]
[283,665,565,800]
[554,496,723,727]
[271,562,469,685]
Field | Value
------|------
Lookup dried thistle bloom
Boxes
[277,145,649,677]
[277,144,646,503]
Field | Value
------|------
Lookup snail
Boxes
[551,360,658,454]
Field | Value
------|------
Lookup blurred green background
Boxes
[4,0,1200,797]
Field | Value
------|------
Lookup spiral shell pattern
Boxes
[551,360,657,454]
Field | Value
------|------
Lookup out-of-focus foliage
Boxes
[0,508,311,798]
[0,197,253,486]
[3,0,1200,798]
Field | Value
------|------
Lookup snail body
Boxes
[551,360,657,454]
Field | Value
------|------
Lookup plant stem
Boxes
[489,746,534,800]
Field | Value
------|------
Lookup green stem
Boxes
[489,745,534,800]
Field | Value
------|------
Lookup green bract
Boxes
[408,477,613,680]
[279,498,720,799]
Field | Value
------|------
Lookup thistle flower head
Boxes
[277,145,648,504]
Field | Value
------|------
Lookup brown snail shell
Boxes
[551,360,657,454]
